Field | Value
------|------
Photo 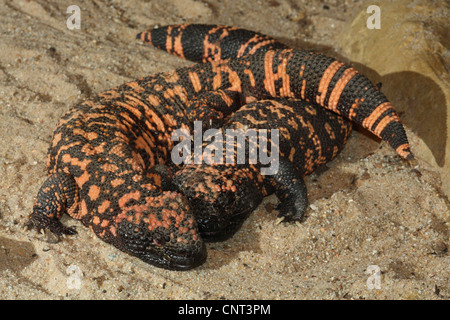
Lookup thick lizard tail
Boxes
[235,49,413,160]
[138,24,413,160]
[137,24,288,64]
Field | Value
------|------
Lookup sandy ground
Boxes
[0,0,448,300]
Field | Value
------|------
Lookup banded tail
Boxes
[138,24,413,160]
[137,24,288,63]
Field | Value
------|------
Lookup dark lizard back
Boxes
[26,24,412,270]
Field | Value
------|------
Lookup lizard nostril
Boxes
[153,233,166,246]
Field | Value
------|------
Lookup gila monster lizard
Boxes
[26,24,412,270]
[140,25,355,240]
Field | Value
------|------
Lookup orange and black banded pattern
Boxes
[138,24,413,160]
[173,98,352,240]
[138,24,288,64]
[25,24,412,270]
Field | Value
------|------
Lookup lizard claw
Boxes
[276,200,308,223]
[25,213,77,237]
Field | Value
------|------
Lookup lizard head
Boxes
[115,191,206,270]
[174,165,264,242]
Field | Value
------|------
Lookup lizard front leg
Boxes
[26,172,79,236]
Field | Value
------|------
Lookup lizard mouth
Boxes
[196,212,250,242]
[140,241,207,271]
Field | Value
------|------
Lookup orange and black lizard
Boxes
[26,24,412,270]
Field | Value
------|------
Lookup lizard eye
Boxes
[153,232,166,246]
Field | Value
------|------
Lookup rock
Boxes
[337,0,450,197]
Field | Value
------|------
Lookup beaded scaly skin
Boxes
[25,24,412,270]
